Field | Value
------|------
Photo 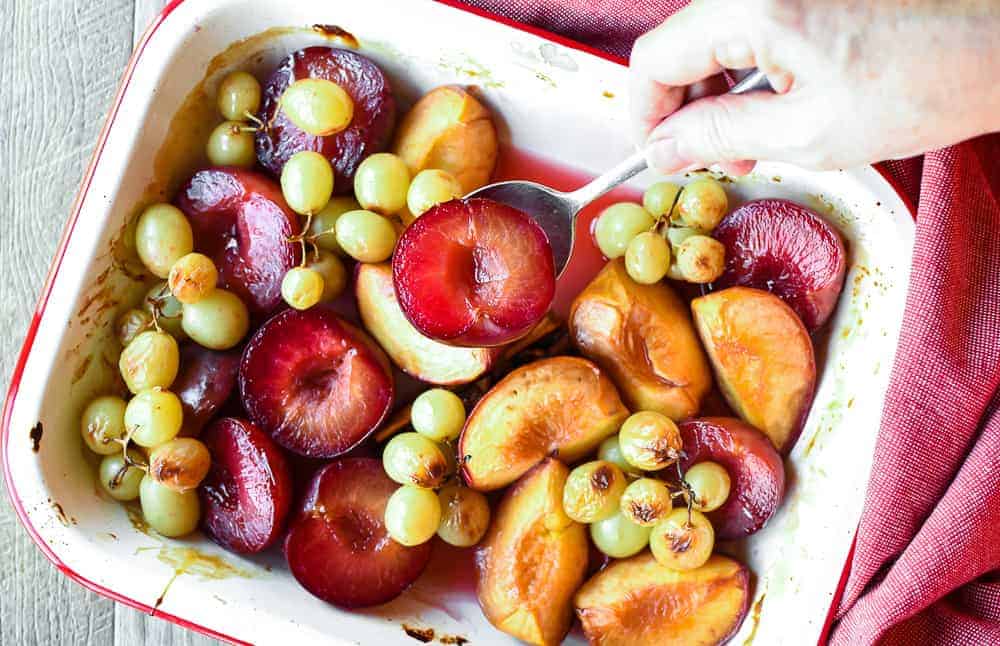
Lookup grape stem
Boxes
[654,185,687,237]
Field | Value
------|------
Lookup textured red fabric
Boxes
[452,1,1000,644]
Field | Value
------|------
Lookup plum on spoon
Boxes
[468,70,770,275]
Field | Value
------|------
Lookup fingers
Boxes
[629,0,757,142]
[644,91,807,173]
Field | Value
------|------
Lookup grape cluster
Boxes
[593,177,730,285]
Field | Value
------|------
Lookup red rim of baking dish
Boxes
[0,0,917,644]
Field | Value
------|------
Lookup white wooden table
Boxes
[0,0,217,643]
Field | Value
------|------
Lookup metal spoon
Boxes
[467,69,772,276]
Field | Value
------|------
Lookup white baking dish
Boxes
[1,0,916,643]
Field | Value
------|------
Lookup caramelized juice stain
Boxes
[402,625,434,643]
[29,422,43,452]
[139,545,252,609]
[741,592,766,645]
[311,24,359,48]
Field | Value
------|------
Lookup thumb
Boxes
[644,91,805,173]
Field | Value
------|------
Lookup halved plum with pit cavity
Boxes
[176,168,300,313]
[256,46,396,190]
[284,458,432,608]
[174,344,240,437]
[239,306,393,458]
[713,199,846,331]
[679,417,785,540]
[199,417,292,554]
[393,198,556,347]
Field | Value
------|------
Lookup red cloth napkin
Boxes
[452,1,1000,644]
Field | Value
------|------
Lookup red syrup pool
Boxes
[491,145,642,317]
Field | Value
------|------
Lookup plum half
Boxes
[713,198,846,331]
[199,417,292,553]
[239,306,393,458]
[678,417,785,540]
[393,198,556,347]
[173,344,240,437]
[255,47,396,190]
[284,458,432,608]
[176,168,300,313]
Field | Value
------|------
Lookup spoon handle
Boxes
[565,68,772,210]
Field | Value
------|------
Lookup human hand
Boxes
[630,0,1000,174]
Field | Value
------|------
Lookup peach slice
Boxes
[476,459,588,646]
[355,262,499,385]
[569,260,712,421]
[574,552,750,646]
[392,85,498,194]
[692,286,816,453]
[459,356,629,491]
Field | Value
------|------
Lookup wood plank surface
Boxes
[0,0,218,643]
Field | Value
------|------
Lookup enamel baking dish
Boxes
[1,0,916,643]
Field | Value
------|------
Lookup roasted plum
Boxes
[460,356,629,491]
[393,198,556,347]
[476,459,587,645]
[173,344,240,437]
[176,168,299,313]
[679,417,785,540]
[714,198,846,331]
[255,47,396,190]
[284,458,432,608]
[199,417,292,553]
[692,286,816,453]
[239,306,393,458]
[574,553,750,646]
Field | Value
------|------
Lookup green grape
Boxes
[619,411,683,471]
[676,235,726,284]
[384,484,441,547]
[217,71,261,121]
[382,431,448,489]
[437,484,491,547]
[135,204,194,278]
[642,181,682,219]
[590,510,651,558]
[281,267,324,310]
[125,388,183,448]
[308,196,360,254]
[115,308,153,347]
[684,461,731,512]
[180,288,249,350]
[206,121,256,168]
[593,202,655,259]
[650,508,714,571]
[666,226,700,253]
[410,389,466,442]
[334,209,397,262]
[562,460,627,523]
[168,252,218,304]
[280,78,354,136]
[406,169,462,218]
[353,153,410,216]
[119,330,179,394]
[597,434,642,477]
[139,475,201,538]
[281,151,334,215]
[674,178,728,231]
[98,448,146,501]
[306,250,347,302]
[149,438,211,492]
[620,477,673,527]
[143,281,187,340]
[80,395,127,455]
[625,231,671,285]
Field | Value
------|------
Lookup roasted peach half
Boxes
[569,259,712,421]
[692,286,816,453]
[574,552,750,646]
[459,356,629,491]
[392,85,498,194]
[476,458,588,646]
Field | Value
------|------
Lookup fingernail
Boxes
[646,138,691,173]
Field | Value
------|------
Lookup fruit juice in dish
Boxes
[491,145,643,317]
